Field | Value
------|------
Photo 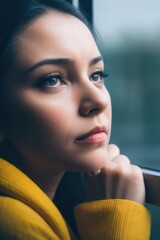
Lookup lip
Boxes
[76,126,107,144]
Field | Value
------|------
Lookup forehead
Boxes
[15,11,100,65]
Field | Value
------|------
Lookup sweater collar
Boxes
[0,158,72,239]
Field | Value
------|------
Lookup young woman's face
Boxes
[1,11,112,173]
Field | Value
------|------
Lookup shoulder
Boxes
[0,196,58,240]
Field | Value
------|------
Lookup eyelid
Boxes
[39,72,65,81]
[94,70,109,78]
[90,70,109,80]
[35,72,66,88]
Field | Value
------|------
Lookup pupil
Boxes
[49,77,57,85]
[94,74,99,80]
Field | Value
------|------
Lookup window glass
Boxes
[94,0,160,169]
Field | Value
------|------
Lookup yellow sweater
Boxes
[0,158,150,239]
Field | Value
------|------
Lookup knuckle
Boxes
[113,165,129,177]
[131,165,143,178]
[102,163,114,174]
[112,154,130,165]
[119,154,130,162]
[108,144,120,154]
[121,155,130,165]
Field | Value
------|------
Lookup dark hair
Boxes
[0,0,94,84]
[0,0,92,235]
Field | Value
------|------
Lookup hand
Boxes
[85,144,145,205]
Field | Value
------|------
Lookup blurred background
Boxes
[93,1,160,238]
[94,0,160,170]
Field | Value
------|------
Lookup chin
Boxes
[71,148,108,173]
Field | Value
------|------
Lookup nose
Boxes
[78,80,109,117]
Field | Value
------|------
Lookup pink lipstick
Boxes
[76,126,107,144]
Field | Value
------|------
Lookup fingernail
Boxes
[88,169,101,176]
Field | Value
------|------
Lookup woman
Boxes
[0,0,150,239]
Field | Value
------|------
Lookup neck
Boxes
[23,162,65,199]
[0,143,65,199]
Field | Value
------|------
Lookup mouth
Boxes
[76,126,107,144]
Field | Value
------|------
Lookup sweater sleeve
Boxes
[74,199,151,240]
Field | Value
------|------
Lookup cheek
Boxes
[105,90,112,119]
[104,91,112,136]
[4,101,75,164]
[2,92,73,144]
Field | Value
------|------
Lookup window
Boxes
[93,1,160,239]
[68,0,160,239]
[94,0,160,171]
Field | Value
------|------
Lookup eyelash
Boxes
[36,70,109,89]
[90,71,109,84]
[36,72,65,88]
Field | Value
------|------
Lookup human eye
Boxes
[36,72,65,89]
[90,71,109,84]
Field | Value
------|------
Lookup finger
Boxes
[111,154,131,165]
[107,144,120,161]
[87,144,120,176]
[130,165,144,182]
[88,169,101,176]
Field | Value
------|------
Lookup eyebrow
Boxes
[23,56,103,76]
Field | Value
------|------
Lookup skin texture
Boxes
[85,144,145,204]
[0,11,145,203]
